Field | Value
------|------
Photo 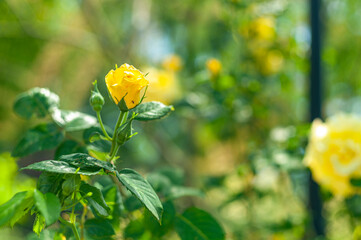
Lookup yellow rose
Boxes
[251,16,275,41]
[105,63,149,109]
[304,114,361,197]
[142,67,181,104]
[162,55,183,72]
[206,58,222,76]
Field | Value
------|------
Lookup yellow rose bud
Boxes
[206,58,222,76]
[304,114,361,197]
[162,55,183,72]
[105,63,149,109]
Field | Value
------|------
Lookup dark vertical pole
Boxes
[309,0,325,236]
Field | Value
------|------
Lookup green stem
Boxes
[96,111,112,141]
[71,221,81,240]
[108,111,128,161]
[59,217,81,240]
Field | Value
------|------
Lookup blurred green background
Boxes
[1,0,361,239]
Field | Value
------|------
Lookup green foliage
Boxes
[1,72,226,240]
[80,182,110,217]
[116,168,163,222]
[84,219,115,240]
[51,109,97,132]
[0,191,31,227]
[12,123,64,157]
[175,208,225,240]
[133,101,174,121]
[34,190,61,225]
[13,88,59,120]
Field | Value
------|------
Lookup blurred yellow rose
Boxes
[143,67,181,104]
[206,58,222,76]
[105,63,149,109]
[252,48,284,75]
[251,16,275,41]
[304,114,361,197]
[162,55,183,72]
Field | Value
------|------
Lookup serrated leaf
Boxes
[116,168,163,221]
[80,182,110,217]
[21,160,102,175]
[21,153,116,176]
[58,153,115,172]
[34,190,61,225]
[0,191,30,227]
[12,123,64,157]
[13,88,59,119]
[175,207,225,240]
[133,101,173,121]
[85,218,115,240]
[52,109,97,132]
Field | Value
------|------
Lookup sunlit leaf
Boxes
[13,88,59,119]
[34,190,61,225]
[116,168,163,221]
[133,101,173,121]
[52,109,97,132]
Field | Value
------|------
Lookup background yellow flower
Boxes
[304,114,361,197]
[162,55,183,72]
[143,67,181,105]
[206,58,222,76]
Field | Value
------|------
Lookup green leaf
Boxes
[55,140,88,159]
[350,178,361,187]
[21,153,116,176]
[58,153,115,172]
[116,168,163,221]
[13,88,59,119]
[22,160,102,175]
[103,185,123,229]
[62,174,81,196]
[37,172,65,194]
[0,191,30,227]
[33,214,46,236]
[80,182,110,217]
[85,218,115,240]
[9,194,34,227]
[175,207,225,240]
[34,190,61,225]
[52,109,97,132]
[12,123,64,157]
[133,101,174,121]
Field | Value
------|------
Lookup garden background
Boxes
[1,0,361,239]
